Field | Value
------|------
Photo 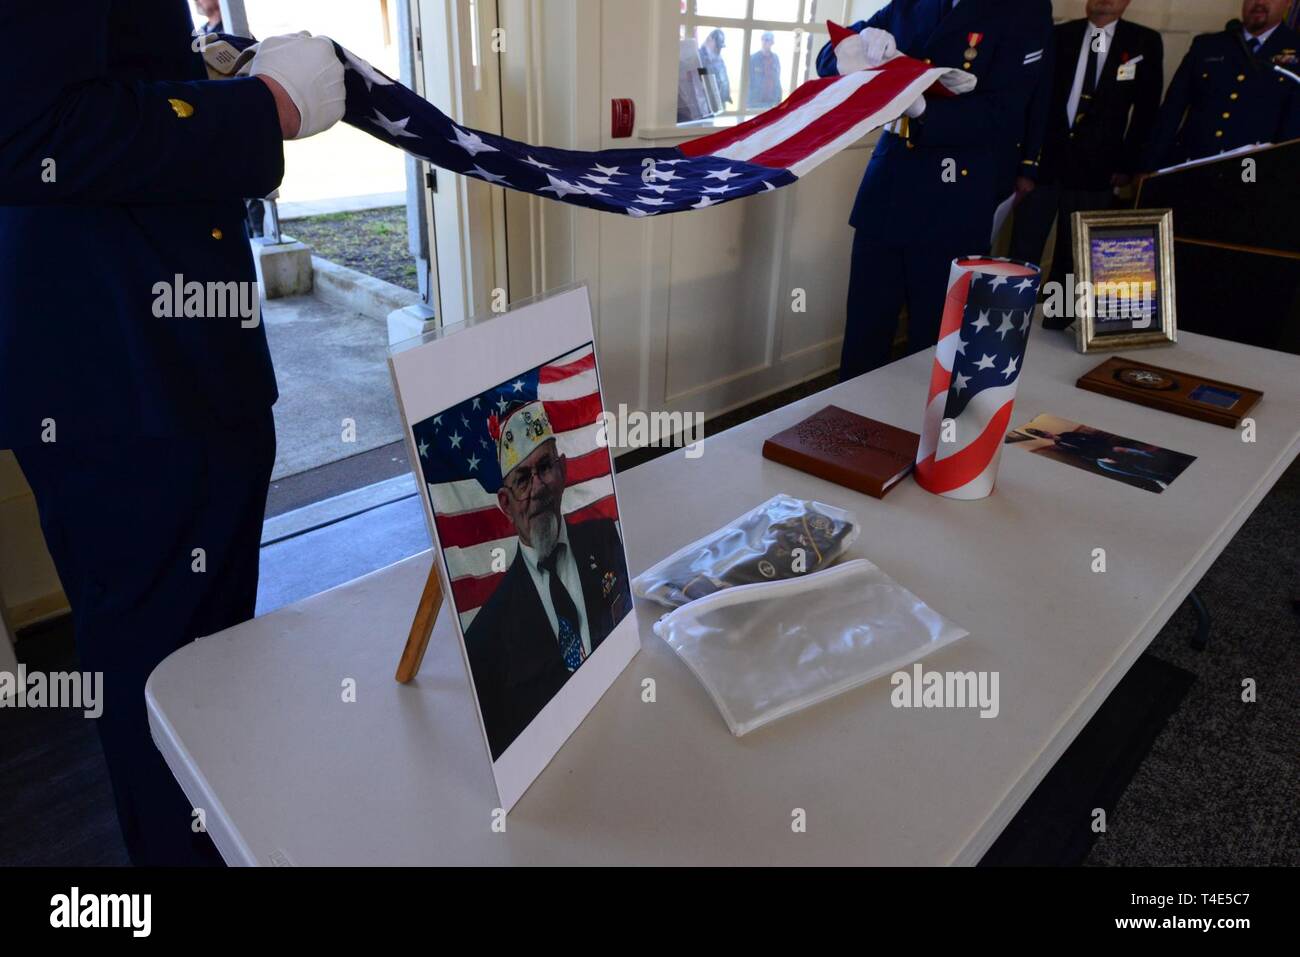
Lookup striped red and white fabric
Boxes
[423,345,618,631]
[914,257,1041,500]
[677,51,956,180]
[205,27,978,217]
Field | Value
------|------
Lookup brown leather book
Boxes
[762,405,919,499]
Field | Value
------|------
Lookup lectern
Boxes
[1136,139,1300,353]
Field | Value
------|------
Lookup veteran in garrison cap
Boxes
[1142,0,1300,169]
[463,402,632,760]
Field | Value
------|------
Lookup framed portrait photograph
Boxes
[1071,208,1177,354]
[389,284,639,812]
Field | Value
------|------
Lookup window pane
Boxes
[745,29,799,109]
[690,0,748,18]
[753,0,801,21]
[799,31,826,85]
[681,24,744,117]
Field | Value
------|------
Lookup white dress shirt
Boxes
[1067,19,1118,128]
[518,520,591,658]
[1244,23,1279,51]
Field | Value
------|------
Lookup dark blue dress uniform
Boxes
[465,519,632,760]
[1143,22,1300,169]
[1010,17,1164,290]
[818,0,1054,380]
[0,1,284,865]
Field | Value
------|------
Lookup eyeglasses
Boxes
[504,453,558,499]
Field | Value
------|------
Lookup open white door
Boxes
[412,0,508,326]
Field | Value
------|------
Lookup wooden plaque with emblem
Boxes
[1075,357,1262,428]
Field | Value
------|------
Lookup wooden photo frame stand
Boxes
[394,556,445,683]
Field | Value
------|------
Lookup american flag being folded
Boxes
[914,258,1042,500]
[214,29,970,217]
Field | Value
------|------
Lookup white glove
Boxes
[249,33,347,139]
[860,27,898,68]
[904,95,926,118]
[938,69,978,95]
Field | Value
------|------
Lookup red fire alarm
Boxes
[611,98,635,139]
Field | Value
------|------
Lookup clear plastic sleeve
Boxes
[631,494,860,608]
[652,559,969,736]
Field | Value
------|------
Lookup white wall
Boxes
[499,0,866,434]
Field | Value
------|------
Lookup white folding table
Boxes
[147,326,1300,865]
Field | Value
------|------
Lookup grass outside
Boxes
[283,206,419,292]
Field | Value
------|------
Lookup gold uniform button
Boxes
[168,98,195,118]
[1215,130,1224,138]
[1222,111,1231,118]
[963,61,972,69]
[211,228,224,240]
[1230,92,1239,100]
[1202,72,1209,79]
[961,169,968,176]
[1237,74,1245,82]
[924,58,932,64]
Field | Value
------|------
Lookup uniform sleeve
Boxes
[0,6,284,206]
[1123,31,1165,173]
[1140,36,1200,171]
[815,6,894,78]
[910,0,1054,150]
[1278,68,1300,142]
[1018,20,1057,182]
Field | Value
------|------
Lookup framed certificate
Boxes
[1071,208,1177,353]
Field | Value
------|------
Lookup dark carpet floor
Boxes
[1082,455,1300,867]
[1,616,130,866]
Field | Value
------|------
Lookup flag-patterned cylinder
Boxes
[914,257,1042,500]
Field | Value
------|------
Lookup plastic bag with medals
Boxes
[632,494,859,608]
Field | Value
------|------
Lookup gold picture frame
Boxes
[1071,208,1177,354]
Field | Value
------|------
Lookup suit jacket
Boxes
[1037,18,1164,189]
[1143,23,1300,170]
[465,518,633,760]
[0,1,284,447]
[817,0,1054,249]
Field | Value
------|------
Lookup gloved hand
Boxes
[249,33,347,140]
[938,69,978,95]
[859,27,898,67]
[904,95,926,118]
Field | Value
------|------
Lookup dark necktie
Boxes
[1248,36,1263,57]
[540,544,585,671]
[1077,32,1100,125]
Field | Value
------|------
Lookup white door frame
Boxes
[412,0,509,326]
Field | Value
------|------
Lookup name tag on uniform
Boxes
[1117,55,1142,81]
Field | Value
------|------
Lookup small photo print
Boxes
[1006,413,1196,494]
[410,343,632,760]
[1088,227,1160,334]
